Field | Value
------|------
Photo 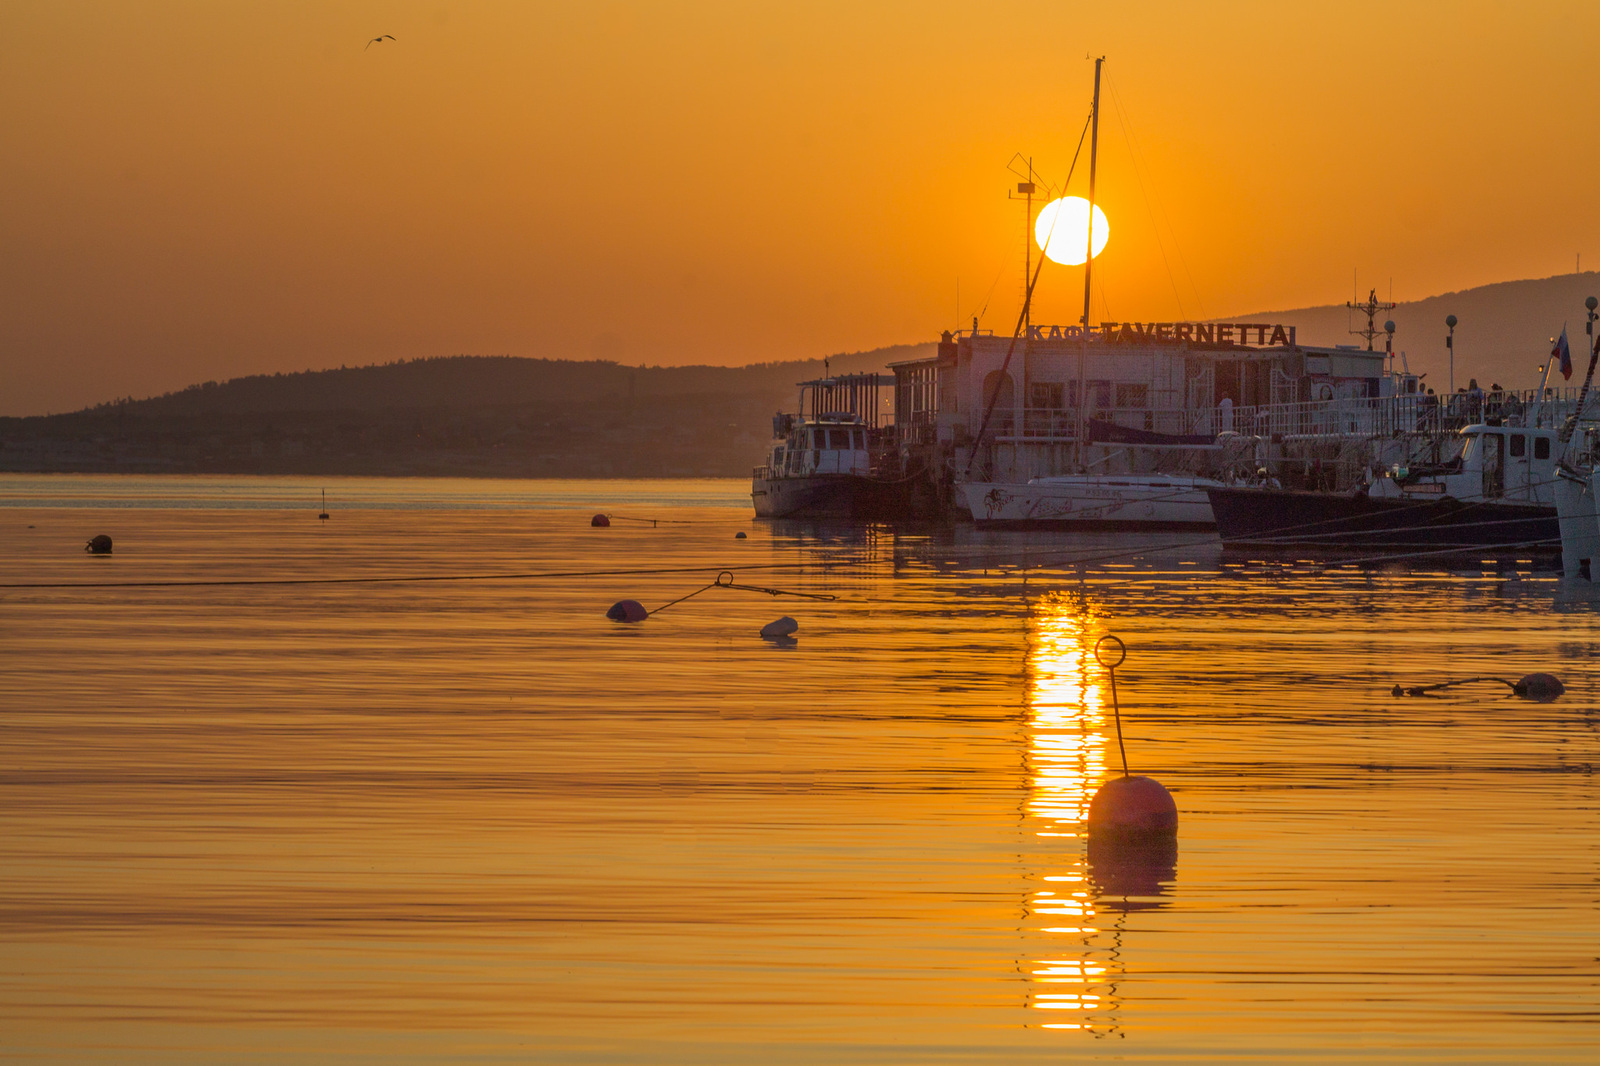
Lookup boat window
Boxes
[1535,437,1551,460]
[1028,382,1064,409]
[1509,434,1525,458]
[1116,384,1149,408]
[828,428,850,449]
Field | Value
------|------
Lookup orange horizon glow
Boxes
[4,1,1598,415]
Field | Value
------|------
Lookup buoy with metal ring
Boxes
[1086,634,1178,840]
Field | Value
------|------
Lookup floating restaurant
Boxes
[890,321,1396,488]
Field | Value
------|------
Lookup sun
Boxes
[1034,197,1109,266]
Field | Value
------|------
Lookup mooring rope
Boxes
[1391,676,1518,698]
[647,570,836,615]
[0,561,828,592]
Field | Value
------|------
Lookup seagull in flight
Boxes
[366,34,395,50]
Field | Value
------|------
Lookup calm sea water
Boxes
[2,475,1597,1064]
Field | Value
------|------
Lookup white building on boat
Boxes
[893,321,1393,485]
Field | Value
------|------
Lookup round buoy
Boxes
[84,534,113,555]
[591,514,611,527]
[1514,673,1564,702]
[606,599,647,623]
[735,531,747,539]
[759,616,798,640]
[1088,775,1177,839]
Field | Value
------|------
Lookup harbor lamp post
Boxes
[1445,315,1458,394]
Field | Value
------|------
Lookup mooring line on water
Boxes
[1391,676,1518,697]
[1318,537,1561,568]
[926,505,1570,575]
[603,514,696,526]
[647,571,837,615]
[0,561,833,592]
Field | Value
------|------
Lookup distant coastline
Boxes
[0,347,925,479]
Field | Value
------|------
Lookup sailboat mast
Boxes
[1076,57,1104,467]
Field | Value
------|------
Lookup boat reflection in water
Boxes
[1022,593,1176,1036]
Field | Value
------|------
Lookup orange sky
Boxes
[3,1,1597,415]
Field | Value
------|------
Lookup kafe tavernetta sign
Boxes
[1026,322,1299,346]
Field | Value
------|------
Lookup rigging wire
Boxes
[973,262,1007,329]
[1106,73,1210,323]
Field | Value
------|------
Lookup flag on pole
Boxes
[1554,326,1573,380]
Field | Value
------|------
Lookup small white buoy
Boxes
[760,616,798,640]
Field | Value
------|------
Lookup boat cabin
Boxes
[1377,424,1559,504]
[768,414,872,477]
[763,372,886,481]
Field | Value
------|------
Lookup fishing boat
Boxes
[751,372,908,519]
[1207,423,1562,553]
[966,473,1222,529]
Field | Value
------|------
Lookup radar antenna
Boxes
[1346,287,1397,352]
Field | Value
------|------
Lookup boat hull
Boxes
[965,478,1219,530]
[1206,486,1560,552]
[752,473,905,520]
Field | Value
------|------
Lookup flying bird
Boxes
[365,35,395,50]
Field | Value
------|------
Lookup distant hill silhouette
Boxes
[114,347,920,417]
[1232,271,1600,391]
[0,343,931,478]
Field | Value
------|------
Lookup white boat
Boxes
[752,372,911,520]
[752,412,886,519]
[963,473,1222,529]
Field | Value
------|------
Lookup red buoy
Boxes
[606,599,647,622]
[1088,775,1178,838]
[591,514,611,527]
[1514,673,1564,702]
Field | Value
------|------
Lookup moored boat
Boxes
[965,473,1221,529]
[1207,423,1562,553]
[752,372,911,520]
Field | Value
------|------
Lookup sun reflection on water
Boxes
[1021,592,1120,1034]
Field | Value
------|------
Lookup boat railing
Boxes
[979,389,1586,444]
[993,406,1233,441]
[1230,389,1583,439]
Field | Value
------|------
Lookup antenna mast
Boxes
[1346,287,1396,352]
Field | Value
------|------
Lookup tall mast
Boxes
[1076,57,1103,467]
[1024,157,1033,333]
